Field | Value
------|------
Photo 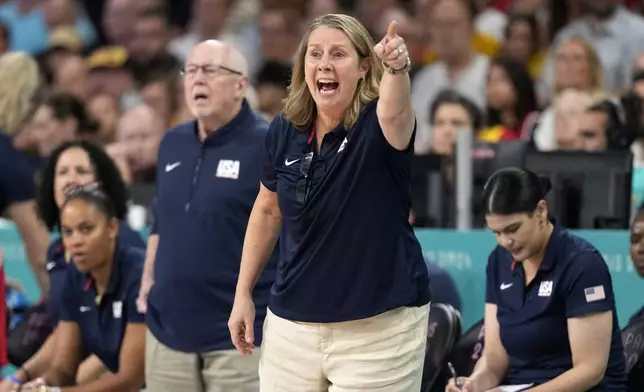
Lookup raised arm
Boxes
[375,21,416,151]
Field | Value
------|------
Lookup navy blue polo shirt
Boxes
[486,222,626,390]
[58,243,145,373]
[148,100,278,353]
[0,133,36,214]
[47,222,145,322]
[262,98,431,323]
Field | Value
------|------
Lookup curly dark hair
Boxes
[37,140,129,231]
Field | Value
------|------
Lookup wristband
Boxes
[5,375,21,384]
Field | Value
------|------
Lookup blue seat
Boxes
[448,318,485,376]
[421,303,462,392]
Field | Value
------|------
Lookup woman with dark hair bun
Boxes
[446,168,626,392]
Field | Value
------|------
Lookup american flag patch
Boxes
[584,285,606,303]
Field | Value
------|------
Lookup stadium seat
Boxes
[421,303,462,392]
[448,318,485,376]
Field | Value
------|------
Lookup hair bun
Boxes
[538,176,552,197]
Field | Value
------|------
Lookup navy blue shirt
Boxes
[486,223,626,390]
[426,259,461,312]
[262,98,431,323]
[0,133,36,214]
[47,222,145,322]
[148,101,277,353]
[59,243,145,373]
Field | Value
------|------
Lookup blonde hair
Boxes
[282,14,383,130]
[553,37,604,97]
[0,52,41,136]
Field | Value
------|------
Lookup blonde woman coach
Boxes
[229,13,431,391]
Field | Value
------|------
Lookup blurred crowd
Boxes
[2,0,644,216]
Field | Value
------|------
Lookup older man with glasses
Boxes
[137,40,278,392]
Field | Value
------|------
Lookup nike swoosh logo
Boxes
[500,283,513,290]
[46,261,56,271]
[165,162,181,172]
[80,306,91,312]
[285,158,300,166]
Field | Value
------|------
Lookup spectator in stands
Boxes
[255,60,291,120]
[424,89,483,156]
[230,14,430,391]
[85,46,138,111]
[547,0,644,94]
[20,187,145,391]
[139,40,277,391]
[0,140,145,392]
[260,7,301,65]
[421,0,501,65]
[412,0,489,154]
[101,0,138,47]
[51,55,90,102]
[532,38,605,146]
[534,88,600,151]
[7,0,96,55]
[0,52,50,294]
[551,38,604,100]
[169,0,261,77]
[86,93,120,145]
[28,93,100,163]
[479,57,538,142]
[139,73,184,128]
[501,13,545,79]
[447,168,626,391]
[126,6,181,83]
[473,0,507,42]
[573,98,629,153]
[106,105,162,184]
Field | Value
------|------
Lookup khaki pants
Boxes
[259,304,430,392]
[145,329,260,392]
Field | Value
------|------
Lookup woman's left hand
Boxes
[374,21,409,71]
[19,378,57,392]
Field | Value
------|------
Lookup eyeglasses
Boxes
[179,64,243,78]
[295,152,314,204]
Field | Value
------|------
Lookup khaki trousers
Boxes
[259,304,430,392]
[145,329,260,392]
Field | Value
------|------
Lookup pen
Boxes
[447,362,463,390]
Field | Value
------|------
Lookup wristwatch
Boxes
[385,56,412,75]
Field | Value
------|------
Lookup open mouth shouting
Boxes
[316,79,339,96]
